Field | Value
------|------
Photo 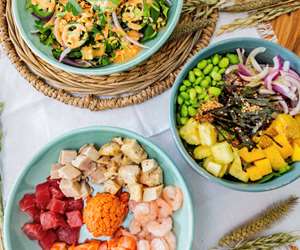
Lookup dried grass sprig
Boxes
[217,1,300,35]
[218,196,299,247]
[170,19,209,40]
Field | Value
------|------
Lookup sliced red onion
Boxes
[245,47,266,72]
[59,47,72,62]
[264,68,279,90]
[272,82,297,100]
[273,55,284,70]
[112,12,149,49]
[225,65,238,74]
[283,61,290,72]
[278,100,289,114]
[239,66,269,82]
[288,69,300,80]
[238,64,252,76]
[290,88,300,115]
[259,88,275,95]
[62,58,92,68]
[236,48,245,64]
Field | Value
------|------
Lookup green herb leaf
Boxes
[141,25,157,42]
[158,0,169,17]
[150,2,160,22]
[98,13,107,27]
[65,0,82,16]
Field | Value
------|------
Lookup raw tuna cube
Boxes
[66,210,83,228]
[50,186,65,200]
[40,211,67,230]
[57,226,80,245]
[47,178,60,189]
[47,199,66,214]
[39,230,58,250]
[22,223,47,240]
[35,182,51,209]
[19,194,36,212]
[24,207,41,222]
[66,199,83,212]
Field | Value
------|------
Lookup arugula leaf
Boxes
[99,56,111,66]
[98,12,107,27]
[158,0,169,17]
[141,25,157,42]
[65,0,82,16]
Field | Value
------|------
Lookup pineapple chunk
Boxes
[211,142,234,164]
[198,122,217,146]
[228,150,249,183]
[203,158,226,177]
[179,118,201,145]
[193,145,212,160]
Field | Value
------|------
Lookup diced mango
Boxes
[264,126,278,137]
[294,138,300,147]
[211,142,234,164]
[198,122,217,146]
[228,150,249,183]
[179,118,201,145]
[254,158,272,176]
[239,147,265,163]
[294,114,300,128]
[193,145,211,160]
[257,135,274,149]
[263,145,287,171]
[203,158,225,177]
[246,166,263,181]
[271,114,300,139]
[274,134,294,159]
[292,143,300,161]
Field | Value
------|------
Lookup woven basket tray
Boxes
[0,0,218,111]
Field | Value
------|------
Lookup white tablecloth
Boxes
[1,12,300,249]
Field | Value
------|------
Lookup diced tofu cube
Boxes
[58,164,81,180]
[198,122,217,146]
[179,118,201,145]
[59,150,77,165]
[203,158,224,177]
[59,179,81,198]
[80,144,99,161]
[211,142,234,164]
[99,142,121,156]
[118,165,141,184]
[121,139,147,163]
[112,137,123,145]
[143,185,163,202]
[104,180,121,195]
[103,161,118,180]
[193,145,212,160]
[141,159,159,173]
[127,183,143,202]
[71,155,92,171]
[50,164,64,179]
[140,167,163,187]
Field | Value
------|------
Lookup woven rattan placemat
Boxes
[0,0,218,110]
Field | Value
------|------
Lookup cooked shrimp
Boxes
[150,238,170,250]
[129,200,138,211]
[162,186,183,211]
[146,217,172,237]
[137,240,151,250]
[164,231,176,250]
[133,202,158,224]
[129,219,143,235]
[138,229,153,241]
[156,198,173,218]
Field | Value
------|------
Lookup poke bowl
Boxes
[12,0,182,75]
[4,126,193,250]
[170,38,300,192]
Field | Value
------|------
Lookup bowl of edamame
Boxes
[169,38,300,191]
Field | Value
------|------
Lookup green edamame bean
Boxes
[180,92,189,100]
[204,76,212,84]
[212,80,217,86]
[212,54,220,65]
[211,71,222,81]
[212,66,219,73]
[190,99,198,106]
[194,77,202,85]
[203,64,213,75]
[207,59,212,64]
[219,68,226,75]
[181,105,188,117]
[193,68,202,77]
[227,53,239,65]
[179,85,187,92]
[189,88,197,100]
[176,115,181,125]
[183,80,191,86]
[180,117,189,125]
[219,58,230,68]
[203,95,209,101]
[200,79,210,88]
[177,96,183,105]
[188,106,197,116]
[208,87,222,96]
[188,71,196,83]
[195,86,203,94]
[197,60,207,69]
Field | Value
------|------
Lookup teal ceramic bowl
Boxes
[4,126,194,249]
[12,1,182,75]
[170,38,300,192]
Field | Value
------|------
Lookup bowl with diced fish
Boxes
[12,0,182,75]
[4,126,193,250]
[170,38,300,192]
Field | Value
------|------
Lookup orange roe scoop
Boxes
[83,192,129,237]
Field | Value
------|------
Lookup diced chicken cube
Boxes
[99,142,121,156]
[140,167,163,187]
[80,144,100,161]
[59,179,81,198]
[121,155,134,166]
[143,185,163,202]
[90,166,107,184]
[59,150,77,165]
[118,165,141,184]
[104,180,121,195]
[58,164,81,180]
[83,162,97,177]
[127,183,143,202]
[121,139,147,164]
[50,164,64,179]
[141,159,159,173]
[112,137,123,145]
[71,155,92,171]
[97,156,111,165]
[78,181,92,199]
[103,161,119,180]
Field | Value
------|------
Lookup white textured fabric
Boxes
[1,12,300,249]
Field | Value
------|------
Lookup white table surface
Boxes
[1,12,300,250]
